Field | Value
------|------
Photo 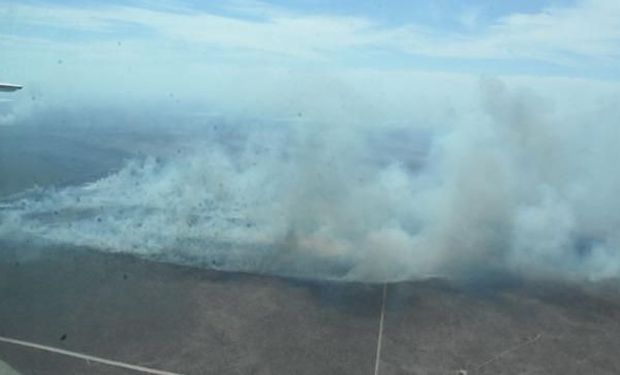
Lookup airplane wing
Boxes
[0,83,23,92]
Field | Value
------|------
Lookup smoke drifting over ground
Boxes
[1,78,619,282]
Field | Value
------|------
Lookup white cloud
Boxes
[1,0,619,111]
[1,0,619,66]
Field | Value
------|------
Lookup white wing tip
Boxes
[0,83,23,92]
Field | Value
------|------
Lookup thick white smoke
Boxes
[1,78,619,282]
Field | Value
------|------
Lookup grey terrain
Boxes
[1,121,620,374]
[2,244,620,374]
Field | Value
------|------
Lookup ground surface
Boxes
[2,123,620,374]
[1,245,620,374]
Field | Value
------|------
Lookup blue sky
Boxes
[1,0,618,77]
[1,0,619,108]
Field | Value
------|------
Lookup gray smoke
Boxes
[1,77,619,282]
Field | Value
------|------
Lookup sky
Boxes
[1,0,619,77]
[0,0,619,117]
